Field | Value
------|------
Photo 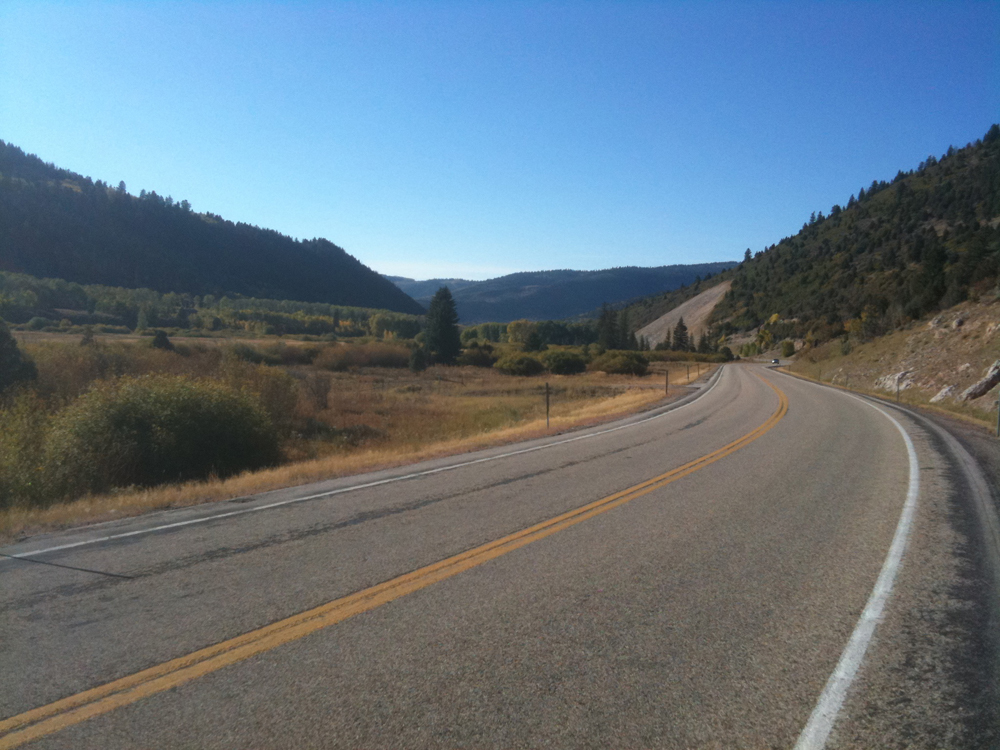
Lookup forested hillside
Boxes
[709,124,1000,343]
[391,263,736,323]
[0,141,424,315]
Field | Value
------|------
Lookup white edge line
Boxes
[5,367,728,561]
[793,393,920,750]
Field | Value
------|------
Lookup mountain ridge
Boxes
[389,262,737,323]
[0,140,424,315]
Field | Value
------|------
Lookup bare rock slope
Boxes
[636,280,731,348]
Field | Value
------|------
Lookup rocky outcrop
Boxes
[960,360,1000,401]
[930,385,955,403]
[875,371,912,392]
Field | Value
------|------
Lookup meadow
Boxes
[0,331,715,541]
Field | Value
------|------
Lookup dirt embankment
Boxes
[636,280,731,347]
[790,298,1000,425]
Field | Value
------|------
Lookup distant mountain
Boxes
[388,263,737,323]
[0,141,424,315]
[385,276,482,299]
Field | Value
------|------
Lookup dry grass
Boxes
[780,366,996,434]
[786,298,1000,429]
[0,363,717,543]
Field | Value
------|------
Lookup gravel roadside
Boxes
[829,404,1000,748]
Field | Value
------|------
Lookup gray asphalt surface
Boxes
[1,365,995,748]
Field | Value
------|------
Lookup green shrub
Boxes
[27,317,54,330]
[315,343,410,371]
[590,351,649,376]
[494,354,545,376]
[645,350,724,363]
[44,375,280,500]
[226,342,270,364]
[543,350,586,375]
[0,393,51,509]
[781,340,796,358]
[150,330,174,350]
[263,342,319,366]
[457,345,498,368]
[409,346,428,372]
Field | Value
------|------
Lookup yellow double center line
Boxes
[1,376,788,749]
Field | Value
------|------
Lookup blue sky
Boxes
[2,2,998,280]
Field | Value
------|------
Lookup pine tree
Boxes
[672,317,689,351]
[618,310,631,350]
[424,287,461,364]
[0,321,37,394]
[596,304,617,350]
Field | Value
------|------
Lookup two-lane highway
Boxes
[1,365,994,748]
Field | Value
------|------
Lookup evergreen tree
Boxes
[409,346,428,372]
[523,329,546,352]
[672,317,689,351]
[0,321,36,394]
[424,287,461,364]
[617,310,631,350]
[596,304,618,350]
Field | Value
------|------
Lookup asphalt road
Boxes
[1,365,996,748]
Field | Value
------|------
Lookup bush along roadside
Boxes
[1,375,280,509]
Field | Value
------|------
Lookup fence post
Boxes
[665,369,669,396]
[545,382,550,429]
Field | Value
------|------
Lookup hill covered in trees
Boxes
[624,124,1000,349]
[390,263,736,324]
[716,124,1000,341]
[0,141,424,315]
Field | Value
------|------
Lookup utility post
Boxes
[686,364,690,383]
[545,382,550,429]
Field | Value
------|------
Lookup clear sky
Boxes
[2,2,998,280]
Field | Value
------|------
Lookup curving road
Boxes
[1,365,996,748]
